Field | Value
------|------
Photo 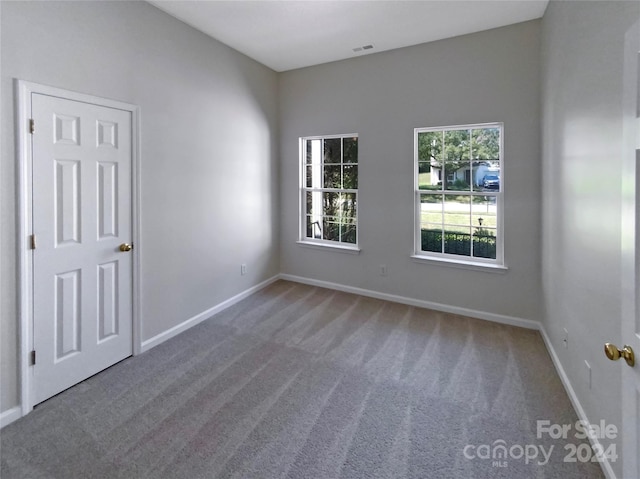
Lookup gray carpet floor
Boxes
[1,280,604,478]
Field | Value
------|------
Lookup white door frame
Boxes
[16,80,142,416]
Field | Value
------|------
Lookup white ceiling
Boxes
[149,0,549,72]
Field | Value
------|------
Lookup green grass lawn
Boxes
[421,208,497,233]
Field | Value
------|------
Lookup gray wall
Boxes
[5,7,635,466]
[541,2,639,477]
[0,1,280,413]
[279,21,542,322]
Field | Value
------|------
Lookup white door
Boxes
[620,20,640,479]
[31,93,133,405]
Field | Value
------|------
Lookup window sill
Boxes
[410,254,508,273]
[297,240,361,255]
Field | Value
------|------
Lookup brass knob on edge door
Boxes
[604,343,635,367]
[119,243,133,252]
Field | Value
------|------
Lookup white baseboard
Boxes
[1,406,22,428]
[539,325,615,479]
[279,273,538,330]
[140,275,280,353]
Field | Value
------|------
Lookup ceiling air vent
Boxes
[352,44,374,53]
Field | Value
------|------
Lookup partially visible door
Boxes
[31,93,133,405]
[620,20,640,479]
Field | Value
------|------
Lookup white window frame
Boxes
[412,122,506,270]
[298,133,360,252]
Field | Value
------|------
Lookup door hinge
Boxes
[29,119,35,134]
[30,234,36,250]
[30,350,36,366]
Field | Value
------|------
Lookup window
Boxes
[414,123,503,266]
[300,134,358,248]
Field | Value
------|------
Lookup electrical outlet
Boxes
[380,264,388,276]
[241,264,247,276]
[563,328,568,349]
[585,360,592,389]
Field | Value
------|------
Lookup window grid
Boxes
[415,123,503,264]
[300,134,358,247]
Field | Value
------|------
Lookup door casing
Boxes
[16,80,142,416]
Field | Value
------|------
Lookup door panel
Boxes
[32,93,133,405]
[98,261,119,341]
[98,161,119,239]
[54,159,81,246]
[54,269,81,360]
[621,23,640,479]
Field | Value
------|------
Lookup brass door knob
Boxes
[119,243,133,252]
[604,343,635,367]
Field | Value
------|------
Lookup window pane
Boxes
[306,165,313,188]
[444,129,471,161]
[417,131,443,163]
[341,224,357,244]
[418,162,441,190]
[443,129,470,190]
[444,226,471,256]
[306,215,321,239]
[324,165,341,189]
[323,192,340,217]
[443,195,471,228]
[342,193,357,218]
[324,138,341,164]
[305,191,313,215]
[421,225,443,253]
[343,165,358,189]
[323,217,340,241]
[471,196,497,230]
[473,227,496,259]
[343,137,358,163]
[307,139,320,164]
[445,161,471,191]
[477,162,500,192]
[420,194,443,226]
[472,128,500,161]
